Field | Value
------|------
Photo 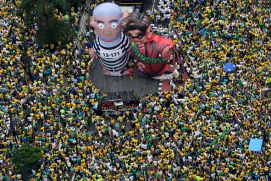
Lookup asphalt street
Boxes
[89,61,160,98]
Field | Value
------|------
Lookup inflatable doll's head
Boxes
[90,2,129,47]
[122,11,152,45]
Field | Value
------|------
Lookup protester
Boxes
[0,0,270,180]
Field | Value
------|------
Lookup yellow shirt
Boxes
[52,176,57,181]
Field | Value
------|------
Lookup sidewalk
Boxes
[75,0,91,51]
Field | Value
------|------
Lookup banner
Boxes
[131,43,168,64]
[101,105,137,115]
[262,89,271,101]
[101,105,137,112]
[266,77,271,86]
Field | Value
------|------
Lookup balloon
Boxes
[64,14,70,21]
[90,3,131,76]
[122,12,182,80]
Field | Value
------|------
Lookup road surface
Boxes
[89,61,160,99]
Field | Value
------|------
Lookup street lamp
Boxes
[142,164,149,181]
[22,43,33,82]
[8,110,17,143]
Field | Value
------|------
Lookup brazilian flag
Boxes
[266,77,271,86]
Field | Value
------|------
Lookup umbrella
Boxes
[223,62,236,73]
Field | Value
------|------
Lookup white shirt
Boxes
[157,5,162,10]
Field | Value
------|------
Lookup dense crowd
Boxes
[0,0,271,180]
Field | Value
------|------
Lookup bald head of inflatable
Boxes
[93,2,122,21]
[90,3,129,46]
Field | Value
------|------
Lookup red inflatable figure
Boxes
[122,12,180,79]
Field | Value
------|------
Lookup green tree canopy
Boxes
[17,0,76,45]
[12,143,42,173]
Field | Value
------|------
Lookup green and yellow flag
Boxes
[266,77,271,86]
[262,89,271,101]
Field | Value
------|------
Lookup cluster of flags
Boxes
[262,77,271,101]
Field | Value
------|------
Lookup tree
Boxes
[17,0,76,45]
[12,143,42,175]
[35,15,74,45]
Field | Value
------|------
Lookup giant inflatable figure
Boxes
[121,12,180,79]
[90,3,130,76]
